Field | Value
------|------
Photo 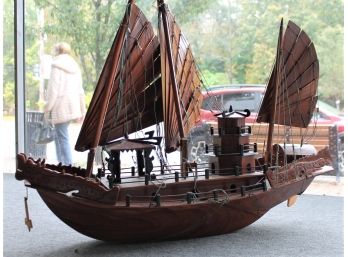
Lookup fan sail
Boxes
[75,3,162,152]
[158,3,203,152]
[76,0,203,158]
[257,20,319,128]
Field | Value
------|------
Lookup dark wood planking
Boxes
[279,61,319,99]
[76,3,161,151]
[98,17,161,143]
[158,5,202,152]
[284,30,311,75]
[257,20,318,128]
[36,174,318,242]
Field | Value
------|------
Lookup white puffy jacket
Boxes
[44,54,86,124]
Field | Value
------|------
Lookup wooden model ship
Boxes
[16,0,332,242]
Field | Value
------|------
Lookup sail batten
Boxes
[158,2,202,152]
[76,1,202,154]
[282,61,319,94]
[257,20,319,129]
[75,2,162,152]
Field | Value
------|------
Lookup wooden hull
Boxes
[36,175,315,242]
[15,153,332,242]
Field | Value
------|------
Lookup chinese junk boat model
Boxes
[16,0,332,242]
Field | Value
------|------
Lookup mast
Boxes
[265,19,283,162]
[158,0,189,175]
[155,0,202,153]
[157,0,185,138]
[85,1,131,176]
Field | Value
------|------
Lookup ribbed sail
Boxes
[257,20,319,128]
[75,2,162,152]
[158,4,203,152]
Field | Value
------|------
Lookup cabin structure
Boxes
[208,110,259,176]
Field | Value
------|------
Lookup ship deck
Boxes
[99,171,266,206]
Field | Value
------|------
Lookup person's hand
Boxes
[43,111,50,122]
[77,115,85,124]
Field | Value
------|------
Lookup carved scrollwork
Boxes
[266,153,331,188]
[15,154,119,204]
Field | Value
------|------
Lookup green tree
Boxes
[241,0,343,107]
[4,0,42,113]
[3,0,344,113]
[191,0,344,107]
[33,0,213,94]
[3,0,15,114]
[34,0,125,93]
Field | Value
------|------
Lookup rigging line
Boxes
[154,148,167,173]
[152,83,169,169]
[185,62,201,102]
[255,124,265,155]
[177,72,192,115]
[277,65,317,101]
[117,17,132,122]
[155,118,170,170]
[283,46,315,91]
[275,30,286,166]
[275,62,286,166]
[126,23,155,64]
[148,174,169,202]
[161,3,185,142]
[290,62,306,148]
[150,45,167,166]
[301,94,318,144]
[194,56,223,113]
[151,0,157,9]
[178,78,197,128]
[121,37,129,138]
[275,53,283,166]
[282,55,296,166]
[105,6,132,144]
[280,59,289,167]
[203,90,222,114]
[268,72,281,166]
[257,56,276,121]
[178,45,194,92]
[125,13,147,137]
[295,68,313,129]
[280,75,288,167]
[174,31,183,76]
[131,26,153,118]
[130,45,146,136]
[120,16,157,140]
[281,35,297,71]
[303,103,318,143]
[101,66,157,136]
[182,160,200,193]
[256,49,277,116]
[124,14,152,139]
[274,69,285,167]
[124,40,131,137]
[253,49,277,154]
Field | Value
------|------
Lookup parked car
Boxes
[188,84,344,175]
[200,85,264,123]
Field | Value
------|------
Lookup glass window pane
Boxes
[222,92,262,112]
[3,0,15,172]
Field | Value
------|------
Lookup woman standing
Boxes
[44,42,86,165]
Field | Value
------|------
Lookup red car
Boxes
[199,84,343,129]
[199,85,264,124]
